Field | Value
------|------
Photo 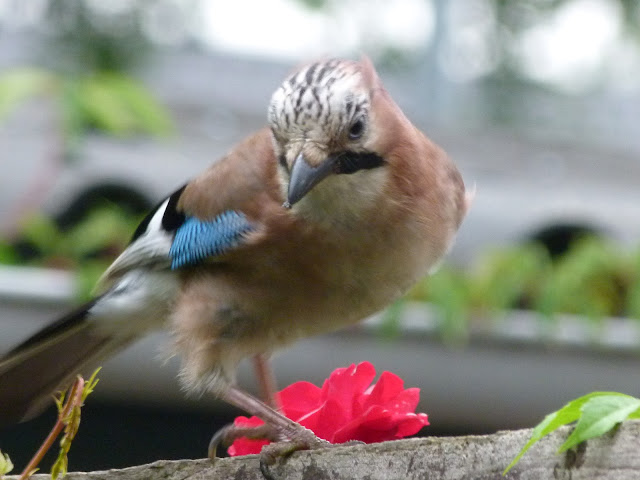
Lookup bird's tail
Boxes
[0,298,133,427]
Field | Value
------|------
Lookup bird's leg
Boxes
[253,353,280,411]
[220,385,330,475]
[208,354,284,459]
[222,385,326,446]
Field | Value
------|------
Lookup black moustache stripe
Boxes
[336,151,385,174]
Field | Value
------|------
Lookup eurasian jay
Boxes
[0,58,471,460]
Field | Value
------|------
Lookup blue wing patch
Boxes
[169,210,254,269]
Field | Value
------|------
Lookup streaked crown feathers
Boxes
[268,59,371,142]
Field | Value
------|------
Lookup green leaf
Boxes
[77,73,172,136]
[74,260,110,301]
[473,244,551,313]
[426,267,471,344]
[378,300,405,340]
[20,215,64,257]
[60,79,89,157]
[78,75,138,135]
[0,67,54,120]
[65,207,131,258]
[81,368,101,402]
[0,449,13,477]
[101,73,173,136]
[503,392,619,474]
[51,369,100,480]
[535,238,624,321]
[0,242,18,265]
[558,393,640,452]
[626,250,640,320]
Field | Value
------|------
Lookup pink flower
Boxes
[228,362,429,456]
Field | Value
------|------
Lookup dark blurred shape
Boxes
[54,183,152,230]
[530,223,601,259]
[0,402,237,472]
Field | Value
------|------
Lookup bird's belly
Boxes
[229,254,427,348]
[171,233,438,390]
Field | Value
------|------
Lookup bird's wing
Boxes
[98,186,256,287]
[98,129,278,289]
[169,210,255,269]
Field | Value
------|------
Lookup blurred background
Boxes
[1,0,640,473]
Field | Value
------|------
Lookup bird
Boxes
[0,57,471,460]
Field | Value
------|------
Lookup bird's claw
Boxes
[208,422,279,461]
[258,432,331,480]
[208,424,232,460]
[209,420,357,480]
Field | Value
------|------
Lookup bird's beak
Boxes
[284,153,336,208]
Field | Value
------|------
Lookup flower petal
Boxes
[395,412,430,438]
[385,387,421,413]
[227,416,270,456]
[332,405,429,444]
[232,416,265,428]
[322,362,376,415]
[279,381,322,420]
[360,371,405,413]
[311,398,351,442]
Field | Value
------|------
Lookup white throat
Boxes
[290,168,389,230]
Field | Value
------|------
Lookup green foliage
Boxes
[0,243,18,265]
[504,392,640,474]
[12,370,101,480]
[0,68,55,120]
[402,238,640,342]
[536,238,629,321]
[6,205,142,300]
[0,450,13,479]
[62,205,143,260]
[74,73,172,137]
[0,0,173,154]
[420,268,471,344]
[627,250,640,320]
[51,369,100,480]
[472,244,551,315]
[20,207,137,260]
[0,67,172,153]
[378,300,405,340]
[20,215,65,259]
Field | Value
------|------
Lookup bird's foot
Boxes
[216,386,352,479]
[259,437,365,480]
[208,419,331,479]
[258,427,331,480]
[209,418,362,480]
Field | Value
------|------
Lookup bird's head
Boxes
[268,58,409,222]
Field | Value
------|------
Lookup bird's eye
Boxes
[348,119,365,140]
